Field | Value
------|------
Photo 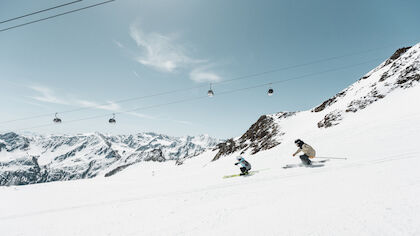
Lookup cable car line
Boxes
[0,0,83,24]
[0,0,115,33]
[0,84,209,125]
[0,46,390,126]
[6,56,382,132]
[215,44,394,86]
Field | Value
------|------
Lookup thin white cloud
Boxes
[129,24,204,72]
[126,111,155,119]
[189,66,222,83]
[27,85,159,121]
[77,100,121,111]
[29,86,69,105]
[157,116,194,126]
[16,98,51,109]
[113,40,124,48]
[133,70,140,79]
[77,101,158,120]
[125,24,224,84]
[172,119,193,125]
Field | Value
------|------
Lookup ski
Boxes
[282,164,325,169]
[316,157,347,160]
[223,170,258,179]
[282,160,329,169]
[282,163,303,169]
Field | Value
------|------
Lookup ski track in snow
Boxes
[1,151,420,235]
[0,151,417,220]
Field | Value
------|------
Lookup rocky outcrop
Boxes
[396,64,420,87]
[144,149,166,162]
[318,110,343,128]
[313,46,418,117]
[1,156,48,186]
[312,91,346,113]
[315,45,419,127]
[212,139,239,161]
[0,132,30,152]
[104,162,136,177]
[212,112,294,161]
[212,43,420,162]
[384,46,412,66]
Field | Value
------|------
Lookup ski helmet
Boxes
[295,139,304,146]
[236,156,242,161]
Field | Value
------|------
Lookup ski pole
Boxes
[317,157,347,160]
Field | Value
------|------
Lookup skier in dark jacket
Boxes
[235,156,251,175]
[293,139,316,166]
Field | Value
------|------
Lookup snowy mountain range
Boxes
[213,43,420,160]
[0,132,219,185]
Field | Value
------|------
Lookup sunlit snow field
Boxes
[1,83,420,236]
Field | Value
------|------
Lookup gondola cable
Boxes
[0,0,83,24]
[6,56,383,132]
[0,0,115,33]
[0,44,394,126]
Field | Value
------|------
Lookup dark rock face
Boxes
[345,88,385,113]
[396,65,420,86]
[318,46,416,115]
[318,111,343,128]
[379,71,389,82]
[212,139,240,161]
[312,91,346,113]
[210,44,420,163]
[0,132,30,152]
[0,142,6,151]
[212,112,294,161]
[315,45,419,127]
[0,156,69,186]
[345,49,418,114]
[384,46,412,66]
[237,115,279,153]
[144,149,166,162]
[104,163,136,177]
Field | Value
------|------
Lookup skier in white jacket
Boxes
[293,139,316,166]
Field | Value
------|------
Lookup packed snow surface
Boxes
[1,80,420,235]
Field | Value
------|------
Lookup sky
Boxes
[0,0,419,139]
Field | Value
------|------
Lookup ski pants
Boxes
[300,154,312,165]
[240,167,250,174]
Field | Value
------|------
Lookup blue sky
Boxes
[0,0,419,139]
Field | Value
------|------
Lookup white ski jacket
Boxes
[294,143,316,158]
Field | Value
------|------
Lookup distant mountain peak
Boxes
[0,132,220,186]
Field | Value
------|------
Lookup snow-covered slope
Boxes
[1,82,420,235]
[1,44,420,236]
[213,43,420,159]
[0,132,219,185]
